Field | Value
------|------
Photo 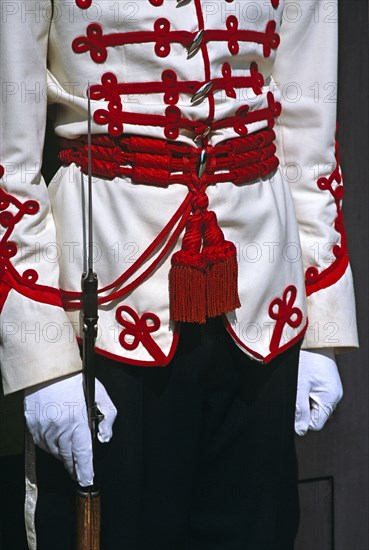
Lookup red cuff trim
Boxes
[305,138,349,296]
[0,185,62,311]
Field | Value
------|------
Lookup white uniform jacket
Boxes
[0,0,359,393]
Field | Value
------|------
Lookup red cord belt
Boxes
[59,128,278,187]
[59,129,279,324]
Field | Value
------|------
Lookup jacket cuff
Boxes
[0,292,82,395]
[301,264,359,353]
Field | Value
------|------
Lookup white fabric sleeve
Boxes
[272,0,359,352]
[0,1,82,394]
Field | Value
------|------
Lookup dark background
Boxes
[295,1,368,549]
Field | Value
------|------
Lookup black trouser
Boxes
[36,318,300,550]
[0,454,28,550]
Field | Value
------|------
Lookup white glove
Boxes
[24,372,117,486]
[295,348,343,436]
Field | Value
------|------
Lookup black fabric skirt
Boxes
[36,318,301,550]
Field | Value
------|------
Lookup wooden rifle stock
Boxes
[76,485,101,550]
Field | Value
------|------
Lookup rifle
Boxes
[75,84,103,550]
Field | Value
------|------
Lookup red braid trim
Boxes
[89,328,180,367]
[62,194,193,309]
[0,185,62,311]
[72,19,279,63]
[225,316,308,364]
[90,62,264,106]
[305,139,349,296]
[268,285,303,353]
[90,94,280,141]
[194,0,215,124]
[115,306,168,364]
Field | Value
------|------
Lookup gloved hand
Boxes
[24,372,117,486]
[295,348,343,436]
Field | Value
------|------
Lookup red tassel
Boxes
[169,209,241,323]
[205,245,241,318]
[169,214,207,323]
[169,264,206,323]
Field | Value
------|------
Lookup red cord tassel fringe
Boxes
[169,241,240,324]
